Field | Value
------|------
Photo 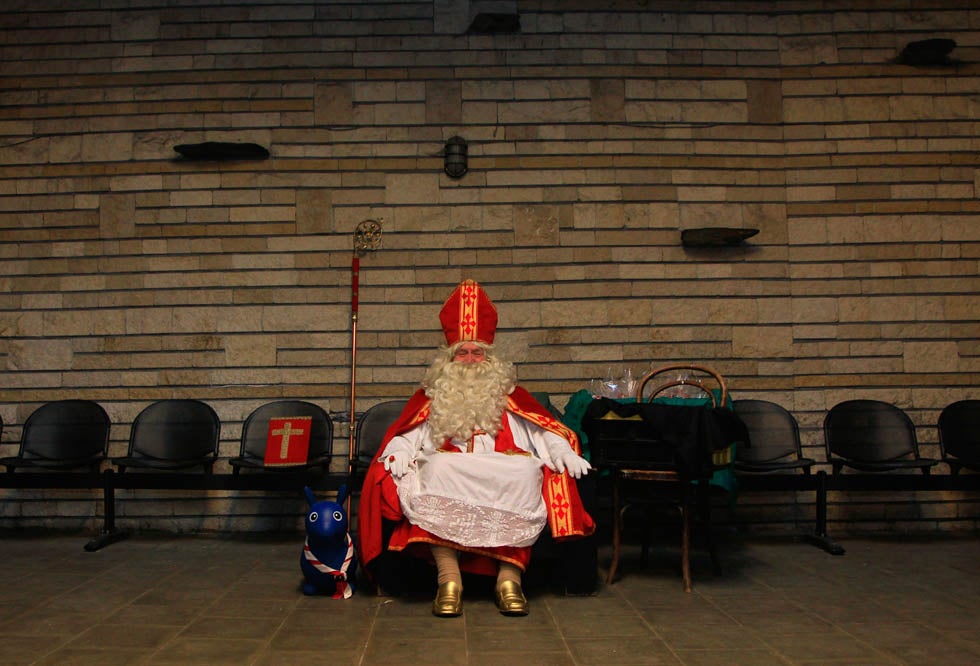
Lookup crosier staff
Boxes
[348,219,382,512]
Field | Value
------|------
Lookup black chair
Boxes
[0,399,110,472]
[824,399,938,474]
[111,399,220,473]
[352,399,408,487]
[733,399,814,475]
[352,398,438,596]
[229,400,333,474]
[530,392,564,421]
[938,399,980,474]
[350,398,409,589]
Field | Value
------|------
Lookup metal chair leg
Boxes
[607,476,621,584]
[681,503,692,592]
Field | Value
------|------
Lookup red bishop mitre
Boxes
[439,279,498,345]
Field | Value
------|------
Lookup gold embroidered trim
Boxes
[458,280,479,341]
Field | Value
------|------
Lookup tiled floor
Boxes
[0,531,978,665]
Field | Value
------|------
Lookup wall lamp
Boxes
[444,136,468,179]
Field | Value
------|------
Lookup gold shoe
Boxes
[432,581,463,617]
[495,580,528,616]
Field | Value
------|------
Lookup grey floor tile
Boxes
[730,610,837,636]
[66,622,182,650]
[654,623,764,651]
[104,602,205,626]
[837,620,944,646]
[31,646,151,666]
[566,635,682,665]
[144,636,265,664]
[881,641,980,665]
[672,649,791,666]
[468,623,567,652]
[0,603,28,623]
[468,601,558,629]
[178,614,284,640]
[640,603,739,629]
[555,611,654,637]
[363,637,467,665]
[251,648,363,665]
[0,608,100,637]
[762,629,892,663]
[468,652,577,666]
[0,636,73,666]
[270,625,372,652]
[372,612,472,639]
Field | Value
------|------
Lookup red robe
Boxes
[357,387,595,577]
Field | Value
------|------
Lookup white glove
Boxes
[555,450,591,479]
[381,450,411,478]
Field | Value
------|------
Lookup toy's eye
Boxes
[333,511,343,521]
[309,512,318,521]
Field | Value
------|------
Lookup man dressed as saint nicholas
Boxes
[357,279,594,617]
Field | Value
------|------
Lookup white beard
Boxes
[424,353,515,445]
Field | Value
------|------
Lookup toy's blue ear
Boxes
[336,484,348,506]
[304,486,317,507]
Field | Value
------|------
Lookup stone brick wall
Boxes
[1,1,978,535]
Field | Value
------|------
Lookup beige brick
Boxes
[702,80,747,99]
[124,308,172,335]
[733,326,795,358]
[170,191,212,207]
[843,96,889,121]
[747,80,783,124]
[461,80,513,100]
[461,101,498,124]
[224,334,278,367]
[514,79,589,100]
[498,100,590,124]
[590,79,625,123]
[229,206,293,222]
[7,339,72,371]
[82,132,134,163]
[945,294,980,320]
[783,97,844,123]
[355,81,397,103]
[373,103,426,125]
[426,80,461,124]
[315,82,353,126]
[385,173,440,204]
[643,202,678,229]
[608,299,652,326]
[49,134,83,163]
[651,299,709,326]
[779,35,838,65]
[109,175,162,192]
[841,296,917,322]
[295,189,333,234]
[97,193,136,239]
[679,202,742,227]
[792,299,838,324]
[261,304,347,333]
[943,217,980,242]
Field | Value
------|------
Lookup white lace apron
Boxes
[395,450,546,548]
